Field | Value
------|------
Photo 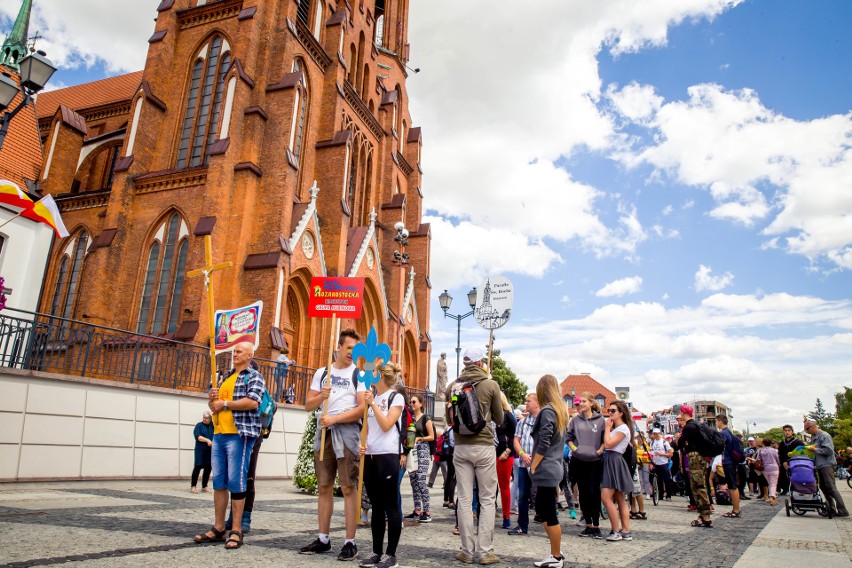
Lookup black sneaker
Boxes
[299,538,332,554]
[578,527,594,538]
[507,526,528,535]
[533,514,545,524]
[359,553,382,567]
[403,511,419,521]
[376,556,398,568]
[591,528,604,539]
[419,512,432,523]
[338,541,358,561]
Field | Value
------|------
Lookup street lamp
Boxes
[438,287,477,379]
[0,50,57,151]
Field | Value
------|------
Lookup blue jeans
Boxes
[397,464,406,513]
[516,466,532,531]
[211,434,256,494]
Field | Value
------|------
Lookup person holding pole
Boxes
[358,362,405,568]
[299,329,365,560]
[193,342,264,549]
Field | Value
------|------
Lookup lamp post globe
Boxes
[0,74,18,110]
[18,51,56,93]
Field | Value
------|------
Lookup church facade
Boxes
[21,0,432,388]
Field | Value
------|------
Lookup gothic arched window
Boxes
[289,58,309,163]
[49,231,89,320]
[176,35,232,169]
[137,213,190,335]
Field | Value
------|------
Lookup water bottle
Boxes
[407,421,416,450]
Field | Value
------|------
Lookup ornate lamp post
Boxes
[438,287,477,380]
[0,50,57,151]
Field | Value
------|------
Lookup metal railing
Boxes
[0,308,434,411]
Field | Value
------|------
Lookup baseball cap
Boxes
[651,428,661,434]
[573,397,582,405]
[463,347,484,364]
[748,436,755,441]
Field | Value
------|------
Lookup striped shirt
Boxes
[515,414,537,467]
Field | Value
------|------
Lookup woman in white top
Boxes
[601,400,636,542]
[359,362,404,568]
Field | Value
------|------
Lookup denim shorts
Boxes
[211,434,257,493]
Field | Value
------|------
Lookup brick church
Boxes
[2,0,432,388]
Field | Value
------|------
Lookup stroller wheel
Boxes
[819,506,831,518]
[791,507,806,516]
[785,500,790,517]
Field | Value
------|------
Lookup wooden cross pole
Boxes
[318,313,338,461]
[187,235,233,390]
[356,392,370,510]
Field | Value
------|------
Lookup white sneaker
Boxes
[534,554,564,568]
[606,530,623,542]
[575,517,586,527]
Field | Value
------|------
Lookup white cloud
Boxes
[560,295,572,304]
[408,0,741,279]
[611,82,852,269]
[694,264,734,292]
[0,1,152,73]
[607,82,663,123]
[596,276,643,297]
[424,216,562,289]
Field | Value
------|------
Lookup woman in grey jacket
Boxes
[530,375,569,568]
[565,392,606,539]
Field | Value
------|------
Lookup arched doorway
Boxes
[285,268,315,367]
[402,329,418,388]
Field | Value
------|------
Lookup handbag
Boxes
[405,448,418,473]
[753,458,764,472]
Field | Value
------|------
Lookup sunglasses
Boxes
[607,408,618,414]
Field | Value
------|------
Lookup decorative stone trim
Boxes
[286,17,332,70]
[348,209,377,276]
[148,30,167,44]
[234,161,262,177]
[177,0,243,30]
[134,167,208,194]
[288,181,319,252]
[140,81,167,112]
[54,191,110,212]
[396,151,413,176]
[342,80,384,139]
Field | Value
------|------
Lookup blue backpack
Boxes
[240,373,277,438]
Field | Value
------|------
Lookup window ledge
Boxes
[133,166,208,194]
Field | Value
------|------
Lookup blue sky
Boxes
[3,0,851,429]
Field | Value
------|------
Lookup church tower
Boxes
[0,0,32,71]
[33,1,433,390]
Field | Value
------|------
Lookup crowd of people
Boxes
[190,335,849,567]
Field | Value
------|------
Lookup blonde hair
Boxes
[500,392,511,412]
[380,362,402,387]
[536,375,569,432]
[579,391,600,413]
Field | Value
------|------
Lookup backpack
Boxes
[240,373,277,439]
[389,391,415,452]
[441,430,454,458]
[731,435,745,463]
[418,415,437,455]
[448,381,487,436]
[695,422,726,458]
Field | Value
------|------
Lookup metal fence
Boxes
[0,308,434,412]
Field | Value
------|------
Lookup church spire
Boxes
[0,0,33,71]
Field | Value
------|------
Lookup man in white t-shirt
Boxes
[649,428,674,500]
[299,329,366,561]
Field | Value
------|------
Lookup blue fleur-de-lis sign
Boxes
[351,328,392,388]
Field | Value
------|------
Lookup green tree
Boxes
[752,427,785,443]
[833,418,852,452]
[835,386,852,420]
[293,410,319,494]
[809,398,835,436]
[487,348,527,407]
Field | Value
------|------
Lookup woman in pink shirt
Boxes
[757,438,781,505]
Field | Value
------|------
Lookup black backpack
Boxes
[448,381,487,436]
[696,422,726,457]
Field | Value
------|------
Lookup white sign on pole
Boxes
[475,275,514,330]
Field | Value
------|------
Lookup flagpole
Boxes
[0,208,27,231]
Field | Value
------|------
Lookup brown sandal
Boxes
[194,526,226,544]
[225,530,244,549]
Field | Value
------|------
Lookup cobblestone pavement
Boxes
[1,478,849,567]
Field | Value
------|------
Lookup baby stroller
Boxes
[785,456,831,518]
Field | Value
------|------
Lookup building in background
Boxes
[13,0,431,388]
[560,373,617,410]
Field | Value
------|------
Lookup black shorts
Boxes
[722,462,738,487]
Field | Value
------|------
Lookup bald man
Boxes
[195,342,266,549]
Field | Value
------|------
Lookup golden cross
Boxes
[187,235,232,390]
